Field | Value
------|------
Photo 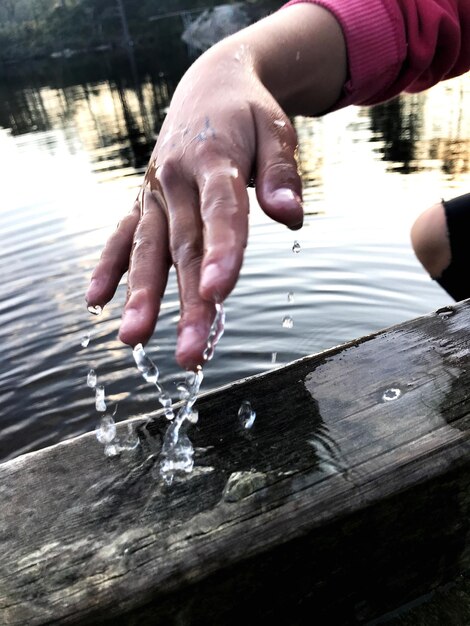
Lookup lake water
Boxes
[0,52,469,463]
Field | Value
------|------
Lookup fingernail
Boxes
[86,278,99,301]
[200,263,221,294]
[179,325,206,351]
[271,188,302,206]
[120,307,142,337]
[177,325,207,367]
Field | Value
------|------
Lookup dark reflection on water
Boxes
[370,97,423,173]
[0,48,469,462]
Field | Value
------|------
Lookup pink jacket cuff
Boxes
[282,0,407,108]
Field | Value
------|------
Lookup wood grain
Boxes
[1,301,469,624]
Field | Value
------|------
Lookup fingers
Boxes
[118,189,171,347]
[158,161,215,370]
[198,162,250,302]
[86,201,140,308]
[253,109,304,230]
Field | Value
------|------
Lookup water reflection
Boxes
[370,94,424,173]
[0,55,469,462]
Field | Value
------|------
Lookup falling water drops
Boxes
[87,369,97,389]
[96,415,116,444]
[95,385,106,412]
[203,303,226,362]
[87,304,102,316]
[81,333,91,348]
[133,344,159,385]
[287,292,294,303]
[282,316,294,329]
[292,241,301,254]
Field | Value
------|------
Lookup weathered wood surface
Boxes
[1,301,470,625]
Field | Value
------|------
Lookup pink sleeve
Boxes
[283,0,470,107]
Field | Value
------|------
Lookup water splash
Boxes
[159,366,203,485]
[133,343,174,419]
[81,333,91,348]
[203,303,225,362]
[238,400,256,429]
[96,415,116,444]
[292,241,301,254]
[271,352,277,364]
[118,423,140,451]
[130,305,225,484]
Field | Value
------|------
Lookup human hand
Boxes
[86,47,303,369]
[86,4,346,370]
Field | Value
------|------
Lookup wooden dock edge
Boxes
[1,300,469,625]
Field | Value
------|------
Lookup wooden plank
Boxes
[1,301,469,625]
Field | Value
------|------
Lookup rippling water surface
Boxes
[0,54,469,462]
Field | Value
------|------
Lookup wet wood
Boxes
[1,300,469,625]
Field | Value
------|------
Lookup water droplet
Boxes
[95,385,107,412]
[437,306,455,319]
[87,369,97,389]
[81,333,91,348]
[287,291,294,304]
[187,410,199,424]
[238,400,256,429]
[184,366,204,411]
[282,316,294,329]
[203,303,226,362]
[382,388,401,402]
[164,408,175,421]
[274,119,286,128]
[223,471,266,502]
[133,343,159,385]
[87,304,102,316]
[96,415,116,444]
[158,392,172,408]
[292,241,301,254]
[271,352,277,364]
[177,382,190,401]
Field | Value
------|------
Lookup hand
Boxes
[86,4,346,370]
[86,46,303,369]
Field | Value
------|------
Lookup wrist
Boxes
[217,3,347,115]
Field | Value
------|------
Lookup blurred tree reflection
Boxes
[369,96,424,174]
[0,1,283,63]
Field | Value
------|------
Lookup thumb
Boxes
[253,109,303,230]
